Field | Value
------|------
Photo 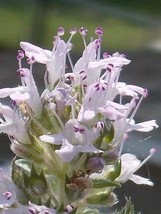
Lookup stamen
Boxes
[17,50,24,60]
[26,56,35,65]
[17,50,24,69]
[48,103,65,131]
[2,191,12,200]
[26,56,35,73]
[70,28,77,35]
[74,126,85,134]
[95,27,103,36]
[67,51,74,72]
[118,134,129,157]
[125,96,139,118]
[95,27,103,60]
[79,71,87,83]
[103,52,110,59]
[79,27,87,36]
[65,203,74,213]
[128,91,146,123]
[132,148,156,173]
[66,28,77,72]
[95,39,101,60]
[28,207,36,214]
[79,27,87,48]
[57,27,65,36]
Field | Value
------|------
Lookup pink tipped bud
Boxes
[95,27,103,36]
[79,27,88,36]
[57,27,65,36]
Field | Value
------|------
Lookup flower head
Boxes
[0,27,158,213]
[117,149,156,185]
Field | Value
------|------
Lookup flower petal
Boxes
[39,133,64,145]
[129,174,153,186]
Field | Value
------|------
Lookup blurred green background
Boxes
[0,0,160,52]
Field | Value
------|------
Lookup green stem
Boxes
[58,173,66,207]
[43,144,63,176]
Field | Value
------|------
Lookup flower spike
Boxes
[0,26,158,214]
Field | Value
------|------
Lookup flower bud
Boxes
[103,149,119,164]
[86,156,104,173]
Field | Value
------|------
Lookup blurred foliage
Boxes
[0,0,159,52]
[101,0,161,16]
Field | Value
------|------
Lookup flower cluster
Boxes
[0,27,158,213]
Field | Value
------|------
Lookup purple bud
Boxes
[86,156,104,173]
[103,149,119,164]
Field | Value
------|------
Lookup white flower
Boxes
[1,202,57,214]
[128,120,159,132]
[74,40,130,86]
[0,171,19,209]
[1,206,30,214]
[40,119,101,162]
[28,201,57,214]
[20,35,68,90]
[0,68,42,117]
[0,103,30,144]
[117,149,155,185]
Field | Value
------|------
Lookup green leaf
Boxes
[86,189,111,205]
[108,160,121,181]
[15,159,32,174]
[92,179,120,188]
